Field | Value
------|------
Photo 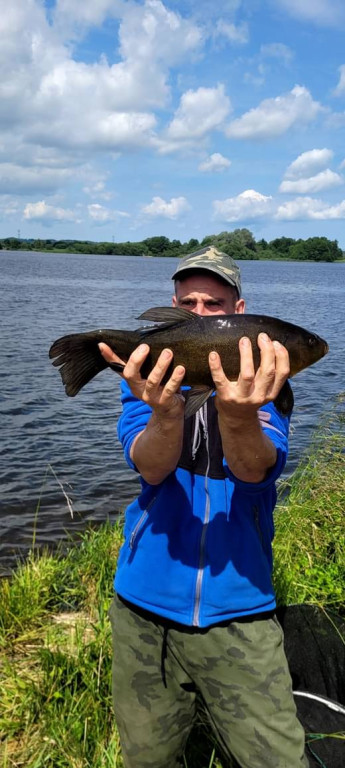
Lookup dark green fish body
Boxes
[49,306,329,417]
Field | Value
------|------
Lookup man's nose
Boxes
[192,302,207,315]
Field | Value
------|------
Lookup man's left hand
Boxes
[208,333,290,421]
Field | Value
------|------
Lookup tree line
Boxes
[1,229,343,261]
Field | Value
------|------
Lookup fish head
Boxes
[289,327,329,376]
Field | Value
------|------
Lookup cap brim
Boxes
[171,264,240,293]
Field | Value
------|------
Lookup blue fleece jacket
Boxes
[115,380,290,628]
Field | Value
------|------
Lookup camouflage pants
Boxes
[109,593,308,768]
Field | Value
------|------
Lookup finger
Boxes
[238,337,255,395]
[98,342,125,366]
[123,344,150,381]
[161,365,186,399]
[269,341,290,397]
[144,348,174,394]
[208,350,228,391]
[256,333,276,386]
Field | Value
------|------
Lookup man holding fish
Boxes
[99,246,310,768]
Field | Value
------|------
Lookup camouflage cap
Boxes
[171,245,241,297]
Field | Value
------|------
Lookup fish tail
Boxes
[49,332,109,397]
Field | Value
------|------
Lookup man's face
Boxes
[173,274,245,316]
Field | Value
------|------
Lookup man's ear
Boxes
[235,298,246,314]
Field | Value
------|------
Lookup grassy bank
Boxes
[1,395,344,767]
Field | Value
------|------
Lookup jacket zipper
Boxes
[129,496,156,549]
[192,404,210,627]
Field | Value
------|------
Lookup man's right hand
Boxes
[99,342,186,484]
[98,342,185,420]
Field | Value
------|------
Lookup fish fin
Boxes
[49,332,108,397]
[184,387,213,419]
[273,379,294,417]
[137,306,199,324]
[108,362,125,374]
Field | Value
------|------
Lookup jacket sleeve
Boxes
[117,380,152,470]
[223,400,291,491]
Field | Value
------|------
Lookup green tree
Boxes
[289,237,342,262]
[232,228,257,252]
[143,236,171,256]
[2,237,21,250]
[185,238,200,252]
[269,237,295,257]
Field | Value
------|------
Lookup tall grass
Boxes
[273,393,345,610]
[1,395,344,767]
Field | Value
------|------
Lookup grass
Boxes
[273,392,345,611]
[0,395,344,767]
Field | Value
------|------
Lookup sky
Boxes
[1,0,345,246]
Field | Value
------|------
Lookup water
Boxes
[0,250,343,572]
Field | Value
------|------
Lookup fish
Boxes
[49,306,329,418]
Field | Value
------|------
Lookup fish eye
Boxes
[308,337,316,346]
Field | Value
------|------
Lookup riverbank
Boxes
[1,395,344,767]
[1,230,344,261]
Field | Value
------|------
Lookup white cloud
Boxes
[340,159,345,169]
[280,169,343,193]
[213,189,273,221]
[198,153,231,173]
[0,0,203,161]
[284,148,334,179]
[166,85,231,142]
[83,181,113,201]
[276,196,345,219]
[0,163,73,194]
[260,43,294,64]
[225,86,323,140]
[24,200,77,222]
[30,109,157,152]
[214,20,249,44]
[333,64,345,96]
[118,0,203,69]
[88,203,130,223]
[141,196,190,218]
[273,0,345,26]
[53,0,122,31]
[0,198,21,218]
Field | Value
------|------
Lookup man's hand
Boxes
[99,342,186,485]
[208,334,290,483]
[98,342,185,420]
[208,333,290,422]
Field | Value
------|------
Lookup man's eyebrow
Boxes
[204,298,225,303]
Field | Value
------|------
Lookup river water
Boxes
[0,250,343,572]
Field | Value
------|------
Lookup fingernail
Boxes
[241,337,250,347]
[139,344,148,353]
[210,351,217,361]
[273,340,281,349]
[163,348,172,359]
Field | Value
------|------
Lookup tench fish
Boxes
[49,306,329,418]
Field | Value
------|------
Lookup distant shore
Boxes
[1,228,344,262]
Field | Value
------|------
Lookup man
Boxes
[99,246,308,768]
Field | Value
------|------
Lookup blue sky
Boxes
[1,0,345,246]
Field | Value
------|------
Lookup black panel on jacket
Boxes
[178,397,226,479]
